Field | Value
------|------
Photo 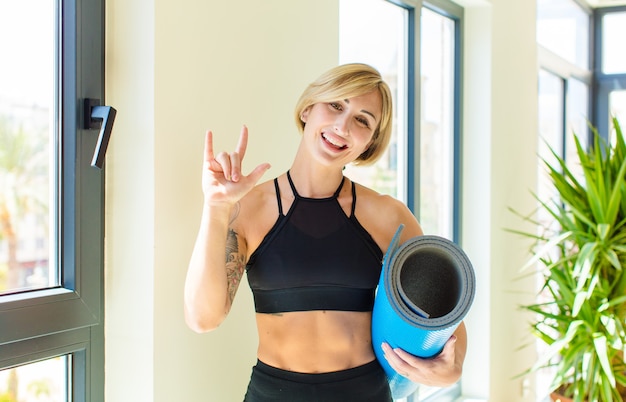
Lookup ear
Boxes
[300,106,312,123]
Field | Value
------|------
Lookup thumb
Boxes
[247,163,271,185]
[440,335,457,355]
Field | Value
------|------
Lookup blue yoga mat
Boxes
[372,225,476,399]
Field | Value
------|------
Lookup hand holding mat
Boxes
[372,224,476,399]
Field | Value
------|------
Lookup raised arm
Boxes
[184,126,270,333]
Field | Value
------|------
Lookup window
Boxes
[340,0,463,239]
[600,11,626,75]
[0,357,68,401]
[537,0,590,70]
[595,7,626,136]
[0,0,107,401]
[536,0,593,192]
[0,0,56,296]
[419,5,460,241]
[609,90,626,126]
[340,0,409,202]
[340,0,463,400]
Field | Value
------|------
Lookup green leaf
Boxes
[520,231,572,271]
[600,379,613,402]
[578,138,606,224]
[605,157,626,224]
[604,248,621,271]
[597,223,611,241]
[531,321,584,371]
[573,242,598,292]
[593,333,616,388]
[605,294,626,309]
[573,291,587,317]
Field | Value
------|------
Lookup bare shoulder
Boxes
[236,177,281,257]
[240,177,275,208]
[352,182,424,253]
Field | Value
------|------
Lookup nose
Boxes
[334,115,349,135]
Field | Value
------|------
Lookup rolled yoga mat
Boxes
[372,224,476,399]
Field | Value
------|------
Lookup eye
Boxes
[356,116,371,128]
[329,102,342,111]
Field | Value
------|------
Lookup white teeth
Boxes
[322,133,345,148]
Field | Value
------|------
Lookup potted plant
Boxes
[514,117,626,402]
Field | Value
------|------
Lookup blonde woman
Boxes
[185,63,467,401]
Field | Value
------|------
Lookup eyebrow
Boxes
[344,99,378,122]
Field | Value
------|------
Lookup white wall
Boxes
[460,2,493,399]
[105,0,155,400]
[105,1,338,401]
[105,0,542,401]
[489,0,539,399]
[460,0,539,400]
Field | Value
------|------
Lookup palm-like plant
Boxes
[517,117,626,402]
[0,115,49,292]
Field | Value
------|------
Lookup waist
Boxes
[256,310,375,373]
[253,359,384,383]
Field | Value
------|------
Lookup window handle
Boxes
[84,98,117,169]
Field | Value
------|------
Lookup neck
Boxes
[288,164,344,198]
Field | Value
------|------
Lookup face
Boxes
[300,90,382,167]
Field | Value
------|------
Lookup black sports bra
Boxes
[246,171,384,313]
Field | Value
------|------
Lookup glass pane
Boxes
[339,0,408,201]
[538,70,564,202]
[419,7,455,239]
[0,356,68,402]
[602,12,626,74]
[537,0,589,69]
[0,0,57,295]
[609,90,626,137]
[565,77,589,178]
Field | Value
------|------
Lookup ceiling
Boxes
[585,0,626,7]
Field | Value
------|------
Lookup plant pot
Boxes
[550,388,626,402]
[549,392,574,402]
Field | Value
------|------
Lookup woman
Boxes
[184,63,467,401]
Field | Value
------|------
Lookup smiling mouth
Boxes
[322,133,347,150]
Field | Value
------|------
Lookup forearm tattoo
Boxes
[225,228,245,303]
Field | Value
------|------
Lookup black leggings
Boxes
[243,359,392,402]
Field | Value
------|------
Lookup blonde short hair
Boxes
[294,63,393,165]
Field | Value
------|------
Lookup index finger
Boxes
[235,125,249,159]
[204,130,215,162]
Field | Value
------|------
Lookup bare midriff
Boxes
[255,310,376,373]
